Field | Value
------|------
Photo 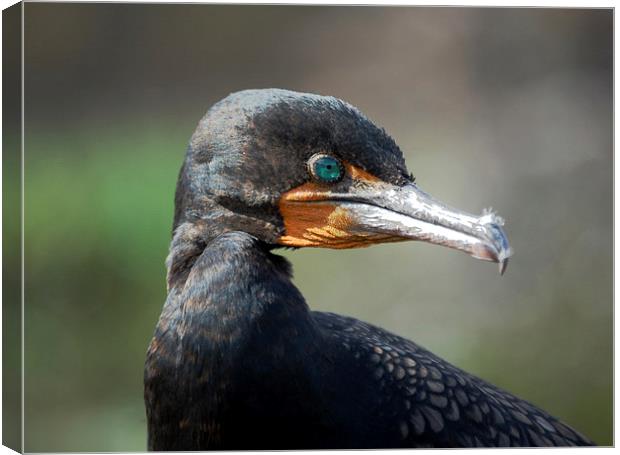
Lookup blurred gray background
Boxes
[17,4,612,451]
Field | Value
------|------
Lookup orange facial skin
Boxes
[277,162,402,249]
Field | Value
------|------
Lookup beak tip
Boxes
[499,258,509,275]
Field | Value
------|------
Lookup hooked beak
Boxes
[278,165,513,274]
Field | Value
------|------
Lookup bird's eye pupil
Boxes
[309,155,343,183]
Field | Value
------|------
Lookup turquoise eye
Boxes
[309,154,344,183]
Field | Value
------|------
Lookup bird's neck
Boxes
[168,197,284,289]
[162,222,306,335]
[146,229,320,448]
[164,221,210,291]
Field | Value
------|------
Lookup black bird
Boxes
[144,89,592,450]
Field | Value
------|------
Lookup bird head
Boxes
[174,89,512,274]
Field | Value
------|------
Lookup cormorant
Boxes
[144,89,592,449]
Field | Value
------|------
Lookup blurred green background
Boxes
[13,4,612,451]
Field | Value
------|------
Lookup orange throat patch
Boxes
[277,163,402,249]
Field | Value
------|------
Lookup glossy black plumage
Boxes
[144,89,593,449]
